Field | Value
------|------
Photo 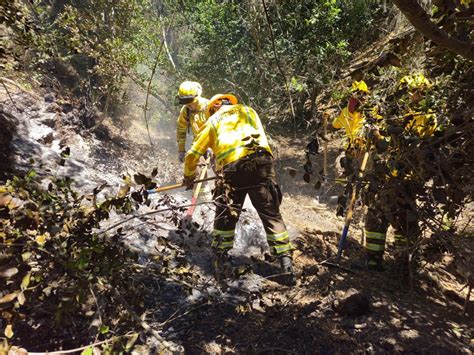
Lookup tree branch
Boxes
[0,77,41,99]
[261,0,297,135]
[161,15,177,71]
[144,12,177,147]
[97,201,213,235]
[127,73,173,114]
[393,0,474,61]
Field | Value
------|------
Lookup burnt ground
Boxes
[150,135,473,354]
[1,86,473,353]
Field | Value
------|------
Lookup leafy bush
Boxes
[2,0,164,113]
[0,169,147,350]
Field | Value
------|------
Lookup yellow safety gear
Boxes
[404,111,437,137]
[211,229,235,251]
[394,234,408,251]
[177,81,203,104]
[365,230,387,252]
[399,73,432,91]
[351,80,369,93]
[184,104,272,177]
[370,106,383,120]
[206,93,238,117]
[176,97,209,152]
[332,107,365,145]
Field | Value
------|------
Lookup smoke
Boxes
[122,76,178,152]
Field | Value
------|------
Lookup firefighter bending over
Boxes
[183,94,296,284]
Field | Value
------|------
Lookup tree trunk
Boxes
[306,83,319,122]
[392,0,474,61]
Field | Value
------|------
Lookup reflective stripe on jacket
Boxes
[176,97,209,152]
[184,104,272,177]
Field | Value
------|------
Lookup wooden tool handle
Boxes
[359,151,369,174]
[153,182,184,193]
[150,176,216,194]
[345,151,370,223]
[186,157,212,216]
[323,113,328,180]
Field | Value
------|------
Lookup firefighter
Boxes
[332,81,370,217]
[182,94,295,284]
[332,80,369,149]
[361,73,436,272]
[333,77,436,272]
[176,81,209,162]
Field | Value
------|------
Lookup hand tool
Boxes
[147,176,216,194]
[321,150,370,272]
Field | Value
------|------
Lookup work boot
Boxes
[279,255,297,286]
[366,257,385,272]
[351,255,385,272]
[386,238,410,276]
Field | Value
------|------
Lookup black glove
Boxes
[204,148,213,160]
[183,175,195,190]
[178,151,185,163]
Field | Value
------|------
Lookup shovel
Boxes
[321,150,370,272]
[147,175,216,194]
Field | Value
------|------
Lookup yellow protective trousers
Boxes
[212,151,293,256]
[364,181,420,263]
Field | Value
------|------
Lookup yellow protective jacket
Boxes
[404,111,437,137]
[332,106,365,146]
[176,97,209,152]
[184,104,272,177]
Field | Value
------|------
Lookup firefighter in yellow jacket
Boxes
[333,80,368,150]
[183,94,295,283]
[360,74,437,272]
[176,81,209,162]
[333,77,436,272]
[332,81,370,217]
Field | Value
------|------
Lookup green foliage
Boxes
[177,1,255,98]
[3,0,385,123]
[323,61,473,249]
[49,0,162,107]
[0,169,148,349]
[166,0,384,122]
[3,0,164,112]
[365,73,469,219]
[0,1,36,71]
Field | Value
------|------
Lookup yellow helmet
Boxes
[206,93,238,116]
[177,81,203,104]
[351,80,369,93]
[399,73,432,91]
